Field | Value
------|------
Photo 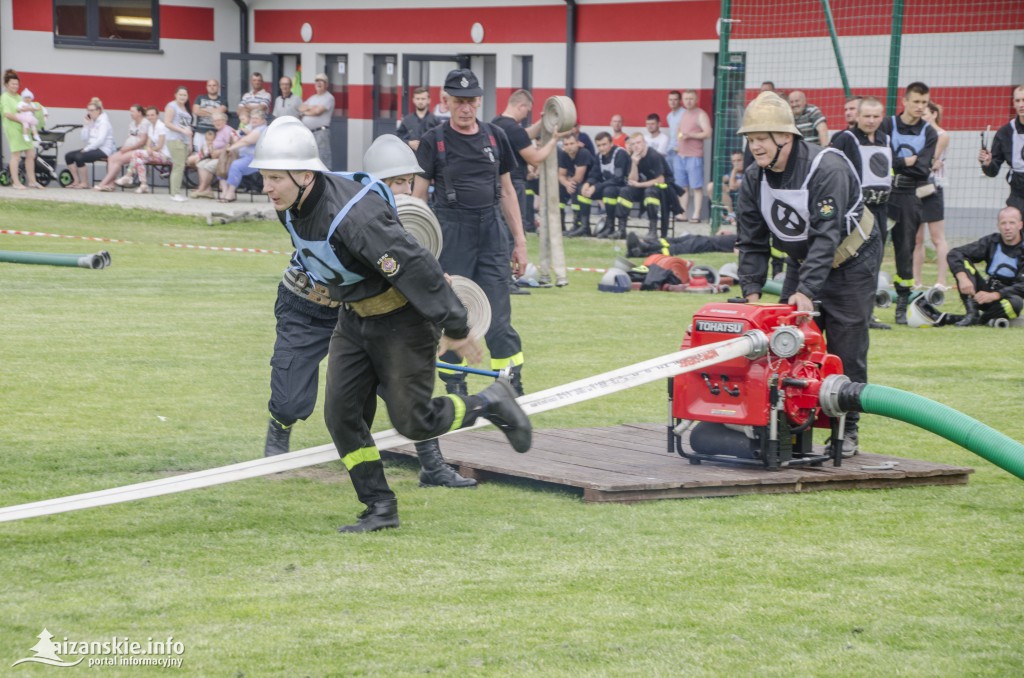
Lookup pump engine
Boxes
[671,301,848,469]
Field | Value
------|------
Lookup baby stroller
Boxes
[0,123,81,187]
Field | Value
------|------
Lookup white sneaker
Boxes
[171,194,188,202]
[115,175,134,187]
[135,185,150,194]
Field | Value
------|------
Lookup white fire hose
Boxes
[0,332,767,523]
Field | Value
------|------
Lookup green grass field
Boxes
[1,200,1022,676]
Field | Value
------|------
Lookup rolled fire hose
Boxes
[542,96,577,135]
[820,376,1024,481]
[538,96,576,282]
[0,249,111,269]
[0,332,769,523]
[394,194,443,259]
[449,275,491,341]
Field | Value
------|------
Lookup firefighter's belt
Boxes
[346,287,408,318]
[832,209,875,268]
[282,269,341,308]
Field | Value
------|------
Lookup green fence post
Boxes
[886,0,905,116]
[710,0,734,235]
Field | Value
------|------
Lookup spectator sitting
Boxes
[557,133,595,232]
[572,122,596,156]
[218,108,267,203]
[94,104,148,191]
[610,114,628,148]
[642,113,671,156]
[192,112,236,198]
[237,72,271,120]
[16,89,42,142]
[65,97,116,189]
[941,206,1023,327]
[274,76,302,120]
[788,90,829,146]
[124,106,170,194]
[706,151,744,223]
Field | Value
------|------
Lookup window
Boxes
[54,0,159,51]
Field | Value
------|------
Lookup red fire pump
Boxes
[670,301,847,469]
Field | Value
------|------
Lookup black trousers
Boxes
[578,181,623,227]
[886,190,921,290]
[323,304,458,506]
[618,185,661,226]
[956,267,1024,322]
[435,205,522,366]
[64,148,108,168]
[782,234,880,431]
[268,284,338,427]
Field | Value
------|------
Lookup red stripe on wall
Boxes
[255,6,566,44]
[578,1,719,42]
[14,73,207,112]
[12,0,52,32]
[162,5,215,42]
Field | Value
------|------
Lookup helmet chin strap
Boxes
[287,171,312,212]
[765,133,789,171]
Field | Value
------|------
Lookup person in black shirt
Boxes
[943,206,1024,326]
[583,131,631,238]
[492,89,563,236]
[414,69,530,397]
[831,96,894,331]
[880,82,938,324]
[978,84,1024,214]
[396,86,440,151]
[557,134,594,233]
[619,133,672,239]
[252,117,531,533]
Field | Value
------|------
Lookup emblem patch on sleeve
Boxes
[377,252,400,277]
[817,197,837,220]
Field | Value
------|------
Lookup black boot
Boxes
[954,296,979,327]
[626,232,642,258]
[416,439,477,488]
[337,498,399,533]
[612,213,628,240]
[264,418,291,457]
[566,220,591,237]
[869,316,891,330]
[440,372,468,397]
[894,288,910,325]
[465,379,532,453]
[646,222,658,238]
[595,218,615,239]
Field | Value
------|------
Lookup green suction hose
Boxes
[0,250,110,269]
[825,379,1024,481]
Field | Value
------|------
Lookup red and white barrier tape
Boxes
[0,229,136,244]
[568,266,609,273]
[0,332,766,523]
[161,243,287,255]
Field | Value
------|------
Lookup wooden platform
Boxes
[385,423,973,503]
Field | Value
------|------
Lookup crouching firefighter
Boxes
[264,129,478,489]
[943,205,1024,327]
[735,92,880,457]
[251,116,532,533]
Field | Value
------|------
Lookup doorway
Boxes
[220,52,281,128]
[324,54,349,171]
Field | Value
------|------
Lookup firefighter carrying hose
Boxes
[251,117,531,533]
[734,92,879,457]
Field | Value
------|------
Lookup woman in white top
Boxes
[127,106,170,194]
[164,86,194,201]
[913,101,951,289]
[94,104,148,191]
[65,97,117,189]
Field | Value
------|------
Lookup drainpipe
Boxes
[233,0,249,55]
[565,0,576,99]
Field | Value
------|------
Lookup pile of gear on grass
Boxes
[597,254,731,294]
